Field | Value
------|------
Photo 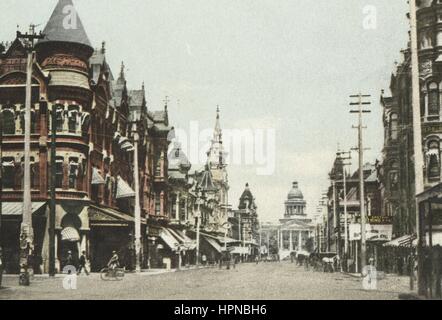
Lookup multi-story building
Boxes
[0,0,171,273]
[326,152,383,269]
[229,183,260,260]
[379,0,442,239]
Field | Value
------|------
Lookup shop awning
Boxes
[91,167,105,185]
[61,227,80,242]
[168,228,197,250]
[116,176,135,199]
[89,205,135,227]
[230,246,250,254]
[200,232,238,244]
[1,202,46,216]
[159,228,180,251]
[383,235,417,248]
[202,235,223,253]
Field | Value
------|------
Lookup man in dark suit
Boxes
[77,251,89,276]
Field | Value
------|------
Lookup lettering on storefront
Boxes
[368,216,392,225]
[42,54,88,71]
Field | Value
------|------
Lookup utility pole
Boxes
[17,25,44,284]
[350,92,371,271]
[331,179,339,255]
[408,0,425,296]
[0,112,3,247]
[49,103,56,276]
[132,123,141,272]
[337,150,352,257]
[195,188,204,267]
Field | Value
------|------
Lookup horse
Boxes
[296,251,310,266]
[322,255,338,273]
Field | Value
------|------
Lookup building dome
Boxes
[287,182,303,200]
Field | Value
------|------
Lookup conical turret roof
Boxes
[38,0,92,49]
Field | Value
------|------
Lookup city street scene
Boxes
[0,0,441,302]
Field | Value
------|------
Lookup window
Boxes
[427,141,440,180]
[1,109,15,135]
[389,172,399,191]
[55,157,64,188]
[171,196,177,218]
[155,195,161,215]
[180,199,186,221]
[68,157,79,189]
[389,160,399,191]
[55,105,64,132]
[2,157,15,188]
[428,82,439,116]
[19,106,36,134]
[155,157,161,177]
[390,113,398,140]
[68,105,79,133]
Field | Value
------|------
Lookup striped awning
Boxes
[159,228,180,251]
[61,227,80,242]
[1,202,46,216]
[116,176,135,199]
[383,235,417,248]
[202,236,223,253]
[91,167,105,185]
[168,228,197,250]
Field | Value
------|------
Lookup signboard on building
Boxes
[368,216,392,225]
[349,224,393,242]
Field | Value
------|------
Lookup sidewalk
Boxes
[1,264,214,281]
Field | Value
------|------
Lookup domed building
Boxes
[260,181,316,260]
[283,182,307,219]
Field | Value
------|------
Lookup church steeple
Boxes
[207,106,226,170]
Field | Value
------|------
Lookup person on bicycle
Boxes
[107,250,120,275]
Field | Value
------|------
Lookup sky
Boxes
[0,0,410,223]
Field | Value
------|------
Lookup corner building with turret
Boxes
[0,0,171,273]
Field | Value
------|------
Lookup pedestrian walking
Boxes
[66,250,74,266]
[202,254,207,266]
[77,251,89,276]
[0,247,4,289]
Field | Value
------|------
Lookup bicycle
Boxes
[100,267,125,281]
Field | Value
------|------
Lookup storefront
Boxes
[88,205,143,272]
[0,202,46,274]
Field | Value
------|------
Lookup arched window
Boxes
[390,113,398,140]
[428,82,439,116]
[389,160,399,191]
[1,109,16,134]
[54,105,64,132]
[427,140,440,180]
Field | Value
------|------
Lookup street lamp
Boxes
[221,221,232,252]
[194,187,206,267]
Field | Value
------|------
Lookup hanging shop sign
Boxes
[349,224,393,242]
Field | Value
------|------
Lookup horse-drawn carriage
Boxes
[290,250,311,267]
[309,252,338,272]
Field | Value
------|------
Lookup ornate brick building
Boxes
[0,0,171,273]
[379,0,442,238]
